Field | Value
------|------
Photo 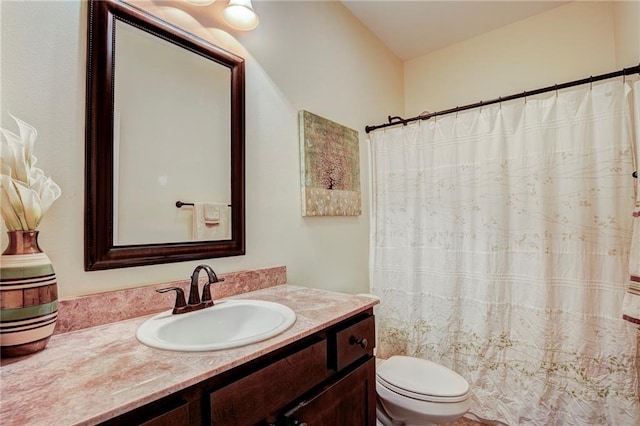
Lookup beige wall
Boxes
[404,1,639,117]
[0,0,403,298]
[614,0,640,68]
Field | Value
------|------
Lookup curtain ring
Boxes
[419,111,430,126]
[554,84,558,97]
[589,76,593,90]
[523,91,527,104]
[455,106,459,118]
[498,96,502,109]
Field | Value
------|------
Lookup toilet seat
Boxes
[376,356,470,403]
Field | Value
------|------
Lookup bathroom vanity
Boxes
[105,310,375,425]
[0,285,377,425]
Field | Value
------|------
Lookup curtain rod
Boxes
[365,64,640,134]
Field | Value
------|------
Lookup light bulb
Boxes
[223,0,259,31]
[185,0,216,6]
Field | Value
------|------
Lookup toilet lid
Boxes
[377,356,469,403]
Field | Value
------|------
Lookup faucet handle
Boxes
[201,282,215,307]
[156,287,187,314]
[201,276,225,307]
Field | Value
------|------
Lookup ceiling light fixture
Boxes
[223,0,259,31]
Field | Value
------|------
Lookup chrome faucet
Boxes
[157,264,225,314]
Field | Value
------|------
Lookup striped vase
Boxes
[0,231,58,358]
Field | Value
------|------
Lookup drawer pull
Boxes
[349,336,368,349]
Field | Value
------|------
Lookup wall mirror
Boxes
[85,0,245,270]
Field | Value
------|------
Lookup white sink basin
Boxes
[136,299,296,352]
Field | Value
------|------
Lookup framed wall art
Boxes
[299,110,361,216]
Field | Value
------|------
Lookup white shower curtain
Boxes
[370,80,640,425]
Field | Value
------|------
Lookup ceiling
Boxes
[341,1,570,61]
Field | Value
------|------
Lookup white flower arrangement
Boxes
[0,115,61,231]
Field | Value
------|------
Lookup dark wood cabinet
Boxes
[138,402,190,426]
[209,339,331,425]
[281,358,376,426]
[101,310,375,426]
[100,395,194,426]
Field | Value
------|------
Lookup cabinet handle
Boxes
[288,420,307,426]
[349,336,368,349]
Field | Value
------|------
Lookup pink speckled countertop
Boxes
[0,285,378,426]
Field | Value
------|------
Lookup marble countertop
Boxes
[0,285,378,426]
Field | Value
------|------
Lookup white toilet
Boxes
[356,293,471,425]
[375,355,471,426]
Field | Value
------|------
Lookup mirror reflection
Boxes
[113,20,231,245]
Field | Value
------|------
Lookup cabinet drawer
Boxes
[210,339,330,425]
[335,315,375,371]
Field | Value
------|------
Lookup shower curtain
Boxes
[369,80,640,425]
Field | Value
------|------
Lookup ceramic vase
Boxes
[0,231,58,358]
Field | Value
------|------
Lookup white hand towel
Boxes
[203,203,220,224]
[623,208,640,326]
[193,202,231,241]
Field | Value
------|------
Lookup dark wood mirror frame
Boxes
[85,0,245,271]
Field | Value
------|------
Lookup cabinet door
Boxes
[210,339,330,425]
[99,397,192,426]
[138,403,190,426]
[283,358,376,426]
